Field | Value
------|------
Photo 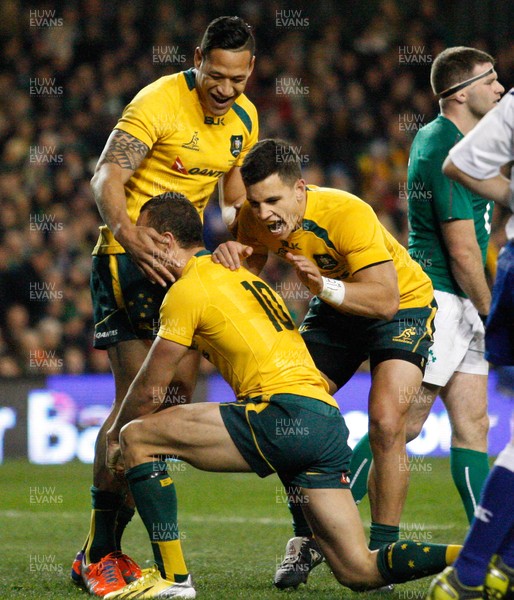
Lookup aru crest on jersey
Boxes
[313,254,338,270]
[230,135,243,157]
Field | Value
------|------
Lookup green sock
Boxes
[377,541,462,583]
[369,522,399,550]
[115,503,135,551]
[450,447,489,523]
[86,486,124,563]
[126,461,188,583]
[349,433,373,504]
[287,490,312,537]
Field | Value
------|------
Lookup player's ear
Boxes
[295,178,306,201]
[453,89,467,105]
[160,231,175,250]
[194,48,203,69]
[247,54,255,75]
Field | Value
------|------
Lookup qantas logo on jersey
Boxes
[171,156,188,174]
[188,167,224,178]
[204,116,225,126]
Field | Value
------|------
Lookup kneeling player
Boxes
[103,194,459,598]
[212,138,437,587]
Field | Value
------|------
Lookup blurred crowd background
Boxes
[0,0,513,378]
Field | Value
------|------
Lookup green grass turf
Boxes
[0,458,469,599]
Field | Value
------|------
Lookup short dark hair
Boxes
[140,193,204,248]
[240,139,302,187]
[430,46,494,96]
[200,16,255,58]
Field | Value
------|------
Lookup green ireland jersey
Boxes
[407,115,493,297]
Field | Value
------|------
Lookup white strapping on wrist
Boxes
[218,175,237,227]
[318,277,345,306]
[221,205,237,227]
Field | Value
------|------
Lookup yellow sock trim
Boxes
[84,508,114,564]
[445,544,462,565]
[84,509,97,564]
[155,539,188,582]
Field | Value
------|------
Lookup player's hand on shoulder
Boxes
[117,225,175,286]
[285,252,323,295]
[212,241,253,270]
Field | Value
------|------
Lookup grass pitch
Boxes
[0,458,469,599]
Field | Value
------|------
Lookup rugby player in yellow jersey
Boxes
[74,17,258,596]
[104,193,458,599]
[212,139,437,589]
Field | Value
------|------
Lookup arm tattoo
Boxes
[99,130,149,170]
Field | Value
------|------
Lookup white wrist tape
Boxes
[218,175,237,227]
[318,277,345,306]
[221,205,237,227]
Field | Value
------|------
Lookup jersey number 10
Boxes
[241,280,295,332]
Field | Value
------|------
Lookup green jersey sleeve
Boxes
[427,143,474,222]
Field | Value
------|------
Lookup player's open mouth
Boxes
[267,219,285,235]
[210,93,233,108]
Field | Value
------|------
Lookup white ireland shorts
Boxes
[423,290,489,387]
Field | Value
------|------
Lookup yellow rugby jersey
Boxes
[93,68,258,254]
[239,186,433,309]
[158,251,337,407]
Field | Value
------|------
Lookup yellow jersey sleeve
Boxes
[328,200,393,275]
[115,81,171,149]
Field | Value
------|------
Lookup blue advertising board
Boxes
[4,370,508,464]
